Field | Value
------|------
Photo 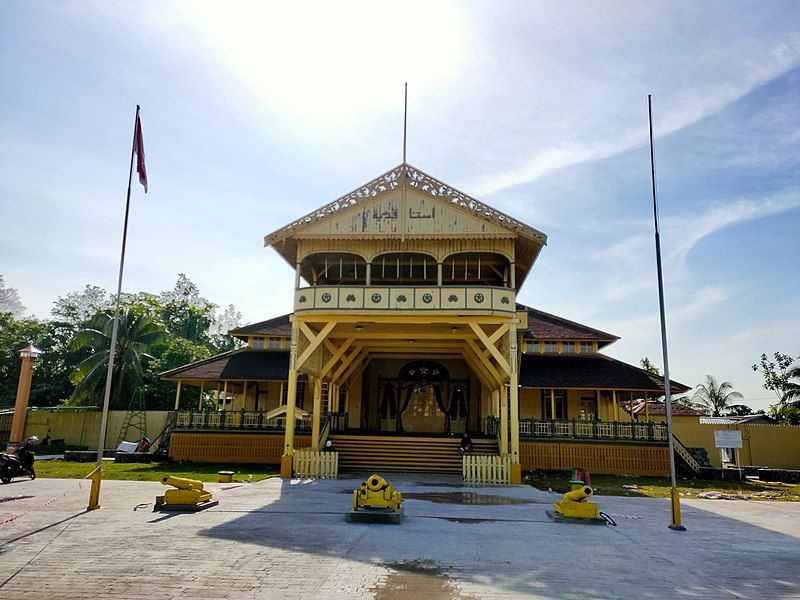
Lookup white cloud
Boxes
[471,32,800,195]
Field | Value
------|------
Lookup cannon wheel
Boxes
[0,467,11,484]
[352,490,359,511]
[29,468,36,480]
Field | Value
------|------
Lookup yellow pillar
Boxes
[613,390,618,421]
[222,381,228,411]
[311,377,322,451]
[198,381,205,410]
[499,386,509,456]
[281,321,299,477]
[644,391,649,422]
[173,380,182,410]
[550,389,556,420]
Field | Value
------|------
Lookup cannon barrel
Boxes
[366,474,387,492]
[563,486,593,502]
[161,475,204,491]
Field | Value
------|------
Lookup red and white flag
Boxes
[134,113,148,193]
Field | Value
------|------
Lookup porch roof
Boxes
[161,349,305,382]
[519,354,690,393]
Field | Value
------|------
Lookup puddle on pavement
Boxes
[402,491,534,505]
[371,560,478,600]
[438,516,493,524]
[0,495,35,503]
[338,489,544,505]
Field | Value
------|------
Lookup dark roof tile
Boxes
[519,354,690,392]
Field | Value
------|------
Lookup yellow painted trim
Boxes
[469,323,511,375]
[296,321,337,370]
[319,337,356,379]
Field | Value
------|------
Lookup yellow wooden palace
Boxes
[163,163,693,481]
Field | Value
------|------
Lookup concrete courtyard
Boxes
[0,474,798,599]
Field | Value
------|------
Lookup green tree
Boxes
[0,313,74,407]
[752,352,800,424]
[69,306,168,409]
[640,357,660,375]
[142,337,213,410]
[691,375,747,417]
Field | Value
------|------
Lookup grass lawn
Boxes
[527,471,800,502]
[35,459,279,483]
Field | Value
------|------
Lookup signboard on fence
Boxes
[714,429,742,449]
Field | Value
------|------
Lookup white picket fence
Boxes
[462,454,512,485]
[293,449,339,479]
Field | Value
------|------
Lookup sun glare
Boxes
[180,1,468,124]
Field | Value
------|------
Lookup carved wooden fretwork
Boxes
[264,163,546,246]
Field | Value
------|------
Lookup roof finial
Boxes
[402,82,408,164]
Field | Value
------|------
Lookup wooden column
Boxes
[613,390,618,421]
[437,262,443,285]
[198,381,205,410]
[499,387,509,456]
[644,391,649,422]
[174,380,182,410]
[550,389,556,420]
[311,377,322,451]
[281,320,300,477]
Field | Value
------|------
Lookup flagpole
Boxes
[648,95,685,531]
[88,105,140,510]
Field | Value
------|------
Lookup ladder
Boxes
[117,387,147,445]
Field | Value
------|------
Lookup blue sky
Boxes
[1,1,798,411]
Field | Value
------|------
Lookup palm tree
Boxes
[691,375,746,417]
[70,306,167,409]
[781,364,800,403]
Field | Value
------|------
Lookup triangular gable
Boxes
[298,187,512,237]
[265,163,547,246]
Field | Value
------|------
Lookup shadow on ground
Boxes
[197,474,800,599]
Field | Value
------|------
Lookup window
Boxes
[541,389,567,420]
[250,337,265,349]
[580,342,594,353]
[543,341,557,353]
[525,341,539,353]
[268,337,282,349]
[562,341,576,354]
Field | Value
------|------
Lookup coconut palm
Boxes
[70,306,167,409]
[691,375,746,417]
[781,364,800,403]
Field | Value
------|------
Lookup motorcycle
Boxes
[0,436,38,484]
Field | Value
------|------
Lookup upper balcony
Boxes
[294,285,516,314]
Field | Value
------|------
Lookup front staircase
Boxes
[329,434,500,474]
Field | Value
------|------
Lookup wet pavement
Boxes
[0,474,798,599]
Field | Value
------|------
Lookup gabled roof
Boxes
[229,315,292,339]
[264,163,548,289]
[265,163,546,246]
[518,304,619,348]
[519,354,690,393]
[161,348,305,382]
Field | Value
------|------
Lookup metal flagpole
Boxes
[648,95,685,531]
[88,105,141,510]
[403,82,408,164]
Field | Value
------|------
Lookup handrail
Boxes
[511,418,668,443]
[672,433,702,473]
[318,413,332,449]
[173,409,312,432]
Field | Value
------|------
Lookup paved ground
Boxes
[0,474,798,599]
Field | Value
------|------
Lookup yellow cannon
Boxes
[155,475,215,510]
[352,474,403,512]
[552,485,600,520]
